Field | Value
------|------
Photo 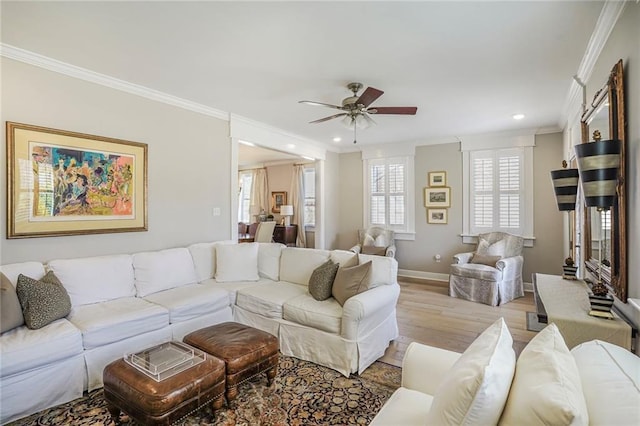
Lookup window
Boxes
[303,167,315,227]
[237,171,252,223]
[365,157,411,232]
[462,145,533,244]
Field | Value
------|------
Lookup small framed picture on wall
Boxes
[427,208,448,224]
[428,171,446,187]
[424,187,451,208]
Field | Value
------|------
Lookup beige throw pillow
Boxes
[499,323,589,426]
[1,272,24,333]
[362,245,386,256]
[16,271,72,330]
[470,253,501,267]
[331,261,372,306]
[427,317,516,425]
[477,239,506,257]
[308,260,340,301]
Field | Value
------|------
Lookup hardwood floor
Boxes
[378,279,538,367]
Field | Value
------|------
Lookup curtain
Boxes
[250,168,269,220]
[291,165,307,247]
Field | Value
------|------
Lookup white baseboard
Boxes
[398,268,533,292]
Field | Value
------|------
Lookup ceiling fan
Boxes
[299,82,417,143]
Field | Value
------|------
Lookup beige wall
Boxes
[335,134,564,282]
[265,163,293,221]
[1,58,231,264]
[321,151,341,249]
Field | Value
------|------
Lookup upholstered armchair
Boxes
[449,232,524,306]
[349,226,396,258]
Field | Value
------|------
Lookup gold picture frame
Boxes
[427,208,448,224]
[271,191,287,213]
[6,122,148,238]
[424,187,451,208]
[428,171,447,187]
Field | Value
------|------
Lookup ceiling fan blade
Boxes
[309,113,347,124]
[368,106,417,115]
[356,87,384,108]
[299,100,343,110]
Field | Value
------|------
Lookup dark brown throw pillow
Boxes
[332,261,373,306]
[1,272,25,333]
[308,260,340,301]
[16,271,72,330]
[470,254,501,267]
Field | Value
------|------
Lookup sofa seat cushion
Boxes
[450,263,502,281]
[200,278,269,305]
[68,297,169,349]
[144,284,230,324]
[0,319,83,377]
[283,293,342,334]
[236,281,307,319]
[370,387,433,426]
[571,340,640,426]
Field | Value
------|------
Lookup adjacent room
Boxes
[1,1,639,425]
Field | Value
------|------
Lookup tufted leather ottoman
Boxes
[103,352,225,425]
[183,322,279,402]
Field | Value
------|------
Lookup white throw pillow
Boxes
[374,234,387,247]
[258,243,284,281]
[477,239,506,257]
[215,243,259,282]
[133,248,198,297]
[427,317,516,425]
[499,323,589,426]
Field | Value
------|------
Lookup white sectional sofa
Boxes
[0,242,400,424]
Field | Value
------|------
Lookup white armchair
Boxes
[449,232,524,306]
[349,226,396,258]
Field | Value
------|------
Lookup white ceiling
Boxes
[1,1,604,160]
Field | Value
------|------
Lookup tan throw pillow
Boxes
[331,261,372,306]
[362,245,386,256]
[1,272,25,333]
[16,271,72,330]
[308,260,340,301]
[470,253,501,267]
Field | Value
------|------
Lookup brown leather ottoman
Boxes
[183,322,279,402]
[103,351,225,425]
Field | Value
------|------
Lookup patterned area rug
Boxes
[11,356,401,425]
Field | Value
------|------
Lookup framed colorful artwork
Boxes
[427,208,448,224]
[428,171,447,187]
[271,191,287,213]
[6,122,148,238]
[424,187,451,208]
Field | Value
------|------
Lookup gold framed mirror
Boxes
[580,60,627,301]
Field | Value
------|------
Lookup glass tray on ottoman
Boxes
[124,341,206,382]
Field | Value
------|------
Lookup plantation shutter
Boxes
[368,158,406,228]
[470,148,523,234]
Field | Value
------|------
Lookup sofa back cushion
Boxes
[499,323,589,426]
[133,248,198,297]
[187,240,235,282]
[1,272,24,333]
[258,243,284,281]
[0,262,46,286]
[215,243,259,282]
[357,254,398,288]
[48,255,135,306]
[279,248,331,286]
[427,317,515,426]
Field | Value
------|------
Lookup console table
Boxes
[533,273,632,350]
[273,225,297,247]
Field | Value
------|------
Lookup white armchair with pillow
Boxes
[449,231,524,306]
[350,226,396,258]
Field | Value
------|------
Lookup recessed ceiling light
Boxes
[238,140,255,146]
[302,156,315,161]
[513,114,525,120]
[286,144,296,149]
[333,137,342,143]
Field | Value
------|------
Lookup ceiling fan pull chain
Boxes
[353,120,357,144]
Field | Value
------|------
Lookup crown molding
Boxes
[1,43,230,120]
[559,0,626,129]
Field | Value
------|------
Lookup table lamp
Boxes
[550,162,579,279]
[280,205,293,226]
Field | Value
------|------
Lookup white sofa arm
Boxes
[452,252,474,264]
[349,245,362,254]
[402,342,461,395]
[341,284,400,340]
[385,244,396,258]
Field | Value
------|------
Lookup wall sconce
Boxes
[550,163,579,279]
[280,205,293,226]
[574,133,621,317]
